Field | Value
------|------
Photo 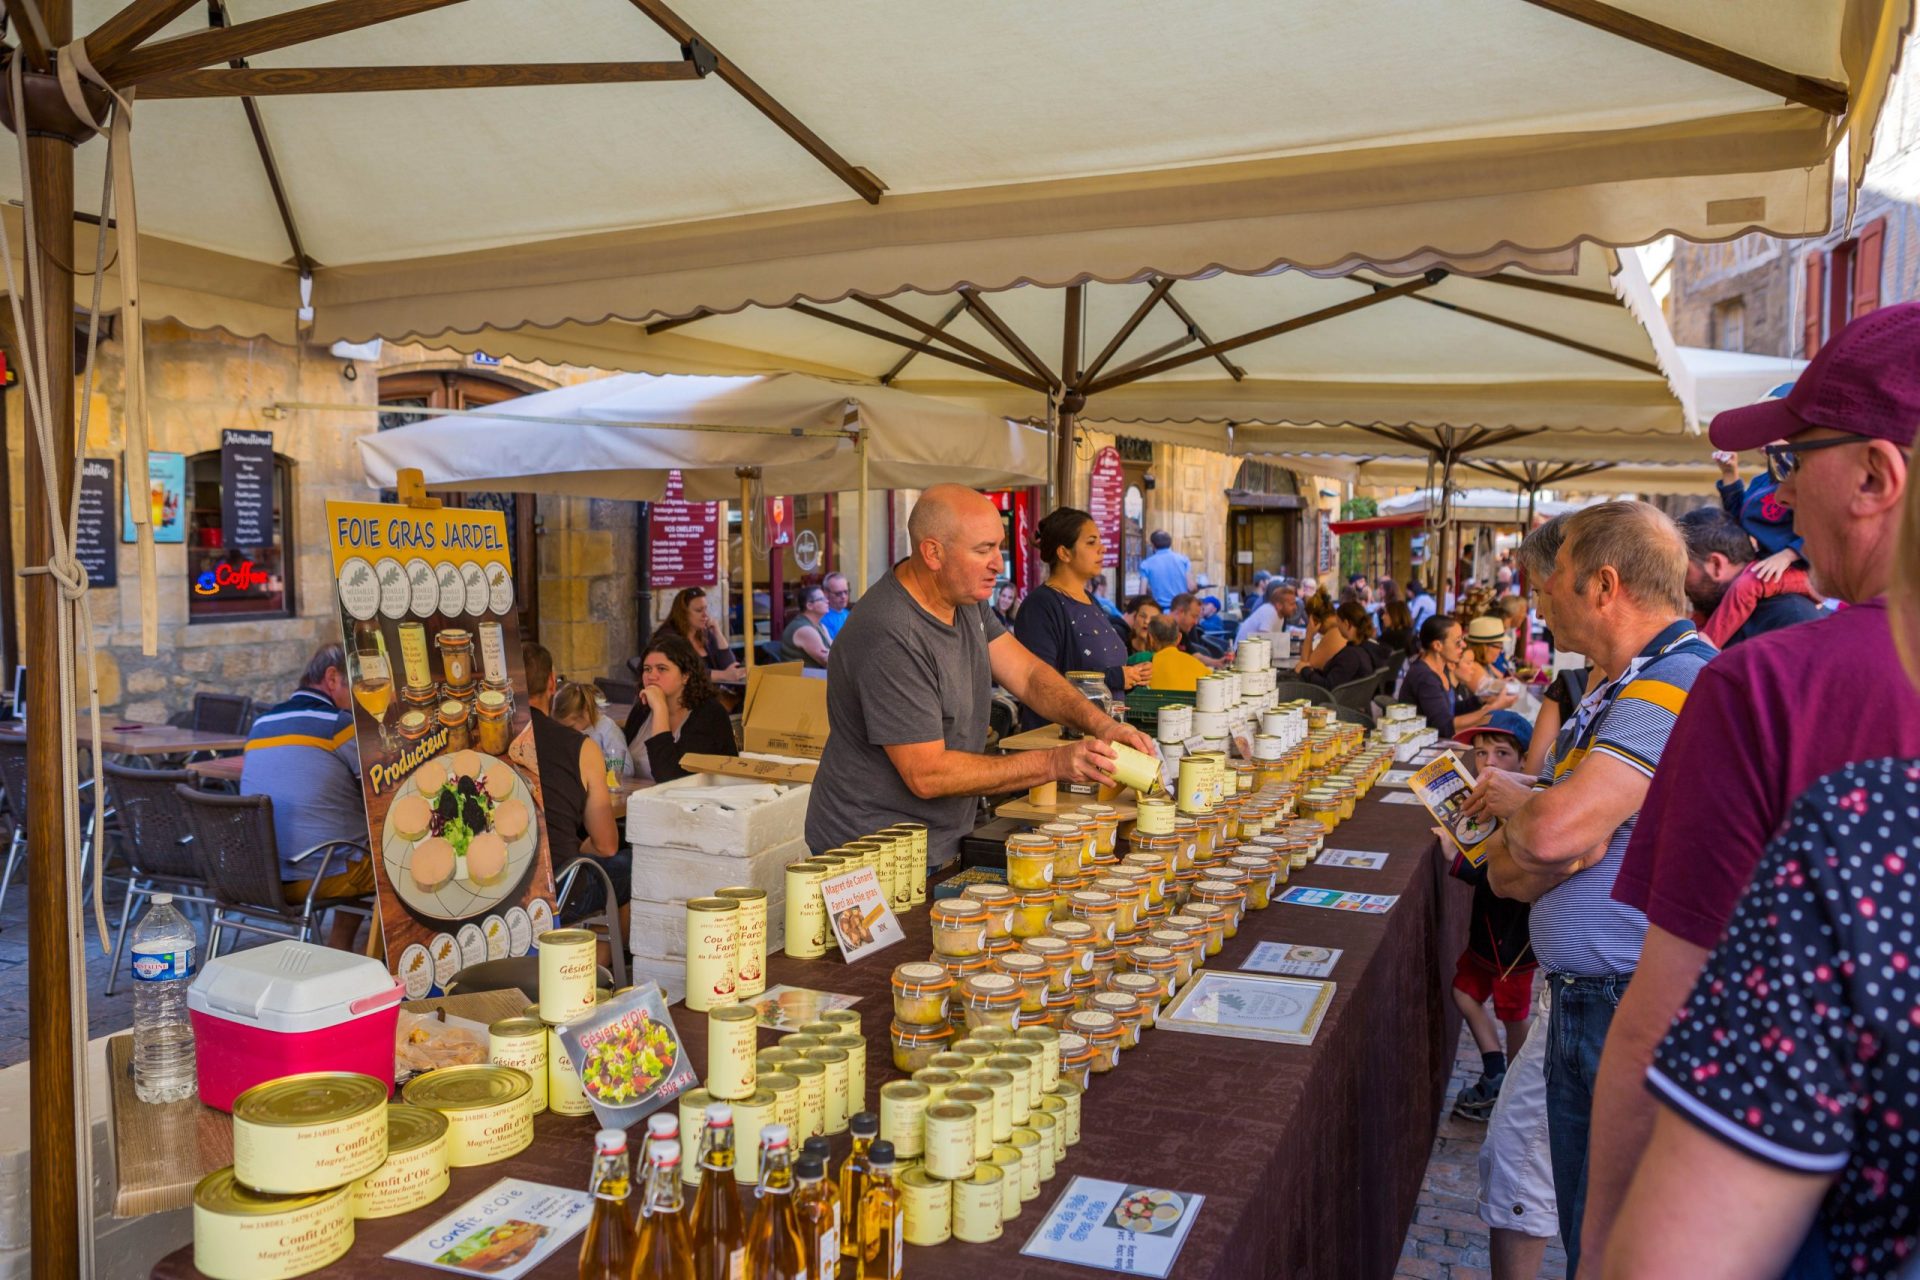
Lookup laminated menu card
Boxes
[554,982,696,1129]
[1020,1176,1205,1277]
[387,1178,590,1277]
[820,866,903,963]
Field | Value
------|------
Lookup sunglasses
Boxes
[1763,433,1874,483]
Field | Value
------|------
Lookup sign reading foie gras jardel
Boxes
[326,499,556,998]
[75,457,116,589]
[220,428,275,549]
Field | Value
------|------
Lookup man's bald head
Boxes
[904,484,1007,608]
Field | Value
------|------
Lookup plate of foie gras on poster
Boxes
[381,749,539,921]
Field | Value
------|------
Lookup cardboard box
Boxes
[740,661,830,759]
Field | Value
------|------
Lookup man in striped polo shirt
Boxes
[240,643,372,949]
[1464,501,1716,1274]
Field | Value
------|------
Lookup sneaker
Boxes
[1452,1071,1506,1119]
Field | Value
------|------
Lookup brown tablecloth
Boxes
[151,789,1469,1280]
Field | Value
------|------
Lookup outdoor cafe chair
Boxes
[1331,673,1382,718]
[171,784,373,957]
[1333,703,1377,730]
[100,762,214,995]
[594,677,638,707]
[0,731,107,928]
[553,855,629,989]
[1272,681,1335,707]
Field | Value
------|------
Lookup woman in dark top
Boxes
[1378,596,1416,656]
[779,585,833,669]
[1396,616,1514,739]
[621,633,737,783]
[1012,507,1146,731]
[1298,601,1381,689]
[648,586,740,676]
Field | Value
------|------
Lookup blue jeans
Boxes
[1542,970,1630,1275]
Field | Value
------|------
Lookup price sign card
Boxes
[820,867,903,963]
[749,984,862,1032]
[1317,848,1389,871]
[1379,769,1418,787]
[387,1178,590,1278]
[1381,790,1426,806]
[1279,886,1400,915]
[1020,1176,1205,1278]
[1242,941,1343,978]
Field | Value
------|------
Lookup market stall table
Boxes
[149,787,1468,1280]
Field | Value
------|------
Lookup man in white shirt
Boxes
[1235,581,1296,644]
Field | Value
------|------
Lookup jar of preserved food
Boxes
[1105,974,1164,1029]
[1056,1032,1096,1090]
[437,698,471,753]
[396,708,433,747]
[929,899,989,958]
[992,952,1050,1014]
[1062,1010,1122,1073]
[1003,833,1056,890]
[1066,891,1119,944]
[1171,818,1201,871]
[1192,881,1247,937]
[962,884,1018,940]
[472,688,511,756]
[1045,918,1096,974]
[1088,945,1118,985]
[1038,822,1087,879]
[1089,876,1144,933]
[1018,937,1073,994]
[959,974,1022,1033]
[1182,902,1229,955]
[1120,852,1171,906]
[435,628,475,695]
[1050,873,1088,920]
[1042,985,1078,1023]
[1009,888,1056,939]
[1077,804,1120,858]
[1120,946,1180,1008]
[1064,671,1112,727]
[890,962,954,1027]
[1227,854,1278,909]
[890,1018,955,1072]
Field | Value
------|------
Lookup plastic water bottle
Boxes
[130,893,198,1103]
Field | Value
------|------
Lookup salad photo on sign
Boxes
[327,499,557,997]
[555,984,696,1128]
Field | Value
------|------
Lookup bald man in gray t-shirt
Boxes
[804,485,1158,867]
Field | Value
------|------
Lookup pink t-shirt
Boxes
[1613,599,1920,949]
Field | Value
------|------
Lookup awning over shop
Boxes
[1328,514,1427,536]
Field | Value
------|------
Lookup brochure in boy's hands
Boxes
[1408,752,1500,865]
[554,981,696,1129]
[387,1178,590,1278]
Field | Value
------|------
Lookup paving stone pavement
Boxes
[1399,1026,1570,1280]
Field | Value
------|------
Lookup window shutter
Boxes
[1803,253,1826,357]
[1853,218,1886,319]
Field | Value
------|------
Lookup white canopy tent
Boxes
[356,371,1048,667]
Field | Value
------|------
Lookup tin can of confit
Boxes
[706,1003,759,1101]
[231,1072,388,1195]
[715,886,768,999]
[685,897,740,1012]
[536,928,597,1024]
[401,1064,534,1167]
[348,1104,450,1219]
[783,860,829,960]
[488,1016,548,1114]
[193,1168,353,1280]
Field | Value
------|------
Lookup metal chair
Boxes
[191,692,255,737]
[0,731,104,927]
[172,784,373,956]
[101,763,216,995]
[1273,681,1334,706]
[594,677,638,706]
[1330,673,1380,717]
[554,855,629,988]
[1333,703,1376,729]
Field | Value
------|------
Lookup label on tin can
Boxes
[951,1167,1004,1243]
[685,899,740,1013]
[488,1019,548,1113]
[731,1089,778,1185]
[348,1108,450,1219]
[230,1075,389,1196]
[899,1168,952,1246]
[717,888,768,999]
[192,1172,354,1280]
[879,1082,928,1159]
[706,1004,758,1101]
[547,1025,594,1117]
[922,1103,976,1180]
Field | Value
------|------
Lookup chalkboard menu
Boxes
[75,457,116,588]
[648,469,719,590]
[220,428,274,548]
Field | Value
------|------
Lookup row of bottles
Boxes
[582,1102,902,1280]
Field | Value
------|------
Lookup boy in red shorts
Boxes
[1449,710,1537,1118]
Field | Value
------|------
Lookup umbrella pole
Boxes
[857,430,870,599]
[739,467,756,672]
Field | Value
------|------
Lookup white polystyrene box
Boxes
[624,773,810,856]
[629,836,801,906]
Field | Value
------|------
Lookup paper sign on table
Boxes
[1020,1176,1205,1277]
[1242,941,1344,978]
[1379,769,1418,787]
[820,867,903,963]
[1279,886,1400,914]
[386,1178,591,1277]
[1317,848,1389,870]
[749,984,862,1032]
[1381,790,1426,806]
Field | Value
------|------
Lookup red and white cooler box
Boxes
[188,940,404,1111]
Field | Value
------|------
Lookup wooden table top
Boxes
[184,756,242,786]
[76,720,250,756]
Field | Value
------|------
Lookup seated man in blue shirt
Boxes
[240,643,372,950]
[819,572,851,639]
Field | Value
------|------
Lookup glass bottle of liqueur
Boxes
[800,1137,840,1269]
[632,1139,695,1280]
[856,1142,903,1280]
[690,1103,748,1280]
[838,1112,879,1265]
[581,1129,637,1280]
[791,1155,838,1280]
[639,1112,680,1224]
[744,1125,807,1280]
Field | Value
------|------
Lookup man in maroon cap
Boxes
[1580,301,1920,1268]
